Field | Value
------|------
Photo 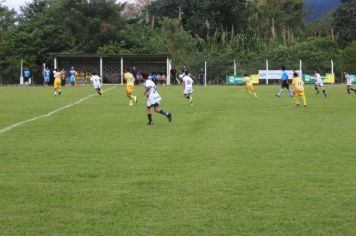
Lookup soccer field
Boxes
[0,85,356,235]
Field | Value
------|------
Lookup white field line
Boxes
[0,86,116,135]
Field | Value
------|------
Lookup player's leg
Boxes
[315,84,320,95]
[321,86,327,97]
[347,85,351,94]
[154,104,172,122]
[146,106,153,125]
[350,87,356,93]
[96,87,103,96]
[294,92,300,106]
[58,84,62,95]
[302,94,307,107]
[286,83,293,97]
[276,83,285,97]
[250,86,257,98]
[189,93,193,104]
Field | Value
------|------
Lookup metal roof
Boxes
[53,53,169,61]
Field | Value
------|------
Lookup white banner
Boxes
[258,70,297,80]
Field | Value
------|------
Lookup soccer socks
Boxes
[294,96,300,106]
[302,95,307,106]
[147,114,152,124]
[322,89,327,97]
[351,88,356,93]
[288,89,293,97]
[253,92,257,98]
[159,110,169,116]
[315,86,320,94]
[277,89,284,96]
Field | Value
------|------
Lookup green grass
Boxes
[0,84,356,235]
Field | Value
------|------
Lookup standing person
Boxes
[243,73,257,98]
[170,66,177,85]
[44,67,50,86]
[182,71,194,105]
[90,71,103,96]
[344,71,356,94]
[61,68,66,86]
[199,67,205,85]
[143,72,172,125]
[314,70,327,98]
[124,68,138,106]
[292,72,307,107]
[23,67,31,86]
[53,68,62,96]
[70,67,76,86]
[276,66,293,97]
[132,66,138,85]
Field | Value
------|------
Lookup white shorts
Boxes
[315,82,323,87]
[184,88,193,95]
[93,83,101,89]
[147,94,162,107]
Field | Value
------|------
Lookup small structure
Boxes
[52,53,171,84]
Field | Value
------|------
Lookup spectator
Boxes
[23,67,31,86]
[61,68,66,86]
[132,66,138,85]
[44,67,50,86]
[162,73,167,85]
[170,66,177,85]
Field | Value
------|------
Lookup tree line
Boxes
[0,0,355,84]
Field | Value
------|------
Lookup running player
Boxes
[124,68,137,105]
[182,71,194,105]
[243,73,257,98]
[53,68,62,96]
[276,66,293,97]
[344,71,356,94]
[292,72,307,107]
[90,71,103,96]
[143,72,172,125]
[314,70,326,98]
[70,67,76,86]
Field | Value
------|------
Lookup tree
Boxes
[334,0,356,47]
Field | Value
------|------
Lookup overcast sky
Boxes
[3,0,134,12]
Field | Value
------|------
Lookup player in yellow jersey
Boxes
[243,73,257,98]
[124,68,137,106]
[53,68,62,96]
[292,72,307,107]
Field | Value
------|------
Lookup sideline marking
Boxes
[0,86,116,134]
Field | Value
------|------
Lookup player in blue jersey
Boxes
[70,67,76,86]
[276,66,293,97]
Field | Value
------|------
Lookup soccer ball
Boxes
[179,74,183,79]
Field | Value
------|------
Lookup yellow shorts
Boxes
[126,86,133,94]
[294,90,304,96]
[54,79,61,89]
[246,84,254,92]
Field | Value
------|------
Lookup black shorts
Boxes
[281,80,289,89]
[24,76,30,82]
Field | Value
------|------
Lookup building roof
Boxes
[53,53,169,61]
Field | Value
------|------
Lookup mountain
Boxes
[304,0,341,22]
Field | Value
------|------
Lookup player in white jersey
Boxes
[182,71,194,105]
[344,71,356,94]
[90,71,103,96]
[314,70,326,98]
[143,72,172,125]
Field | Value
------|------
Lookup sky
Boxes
[2,0,134,12]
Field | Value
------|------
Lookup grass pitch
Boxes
[0,85,356,235]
